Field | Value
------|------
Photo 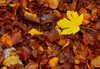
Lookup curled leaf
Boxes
[24,11,40,23]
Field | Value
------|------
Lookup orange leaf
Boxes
[1,34,12,48]
[49,57,58,67]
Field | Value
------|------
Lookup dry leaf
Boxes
[49,57,58,67]
[91,56,100,67]
[24,11,40,23]
[3,56,19,67]
[49,0,59,9]
[28,28,43,36]
[1,34,12,48]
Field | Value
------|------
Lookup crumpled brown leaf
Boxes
[24,11,40,23]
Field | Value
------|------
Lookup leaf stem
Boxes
[80,26,97,32]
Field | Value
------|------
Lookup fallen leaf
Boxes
[91,56,100,67]
[1,66,7,69]
[28,28,43,36]
[57,11,83,35]
[48,0,59,9]
[48,29,59,42]
[61,40,70,50]
[11,30,22,45]
[20,46,30,60]
[3,56,19,67]
[49,57,58,67]
[52,10,61,18]
[24,11,40,23]
[1,34,12,48]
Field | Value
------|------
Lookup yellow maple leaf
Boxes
[57,11,83,35]
[28,29,43,36]
[3,56,19,67]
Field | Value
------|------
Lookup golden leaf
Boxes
[1,34,12,48]
[57,11,83,35]
[3,56,19,67]
[28,29,43,36]
[49,57,58,67]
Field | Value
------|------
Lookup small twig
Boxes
[80,26,97,32]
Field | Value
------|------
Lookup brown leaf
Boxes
[79,7,87,14]
[20,46,30,60]
[52,10,61,18]
[0,55,4,64]
[25,63,38,69]
[48,29,59,42]
[40,58,48,65]
[24,11,40,23]
[31,49,38,58]
[83,32,94,46]
[60,63,73,69]
[11,30,22,45]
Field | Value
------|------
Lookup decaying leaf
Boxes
[3,56,19,67]
[49,57,58,67]
[24,11,40,23]
[57,11,83,35]
[1,34,12,48]
[48,0,59,9]
[28,28,43,36]
[91,56,100,67]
